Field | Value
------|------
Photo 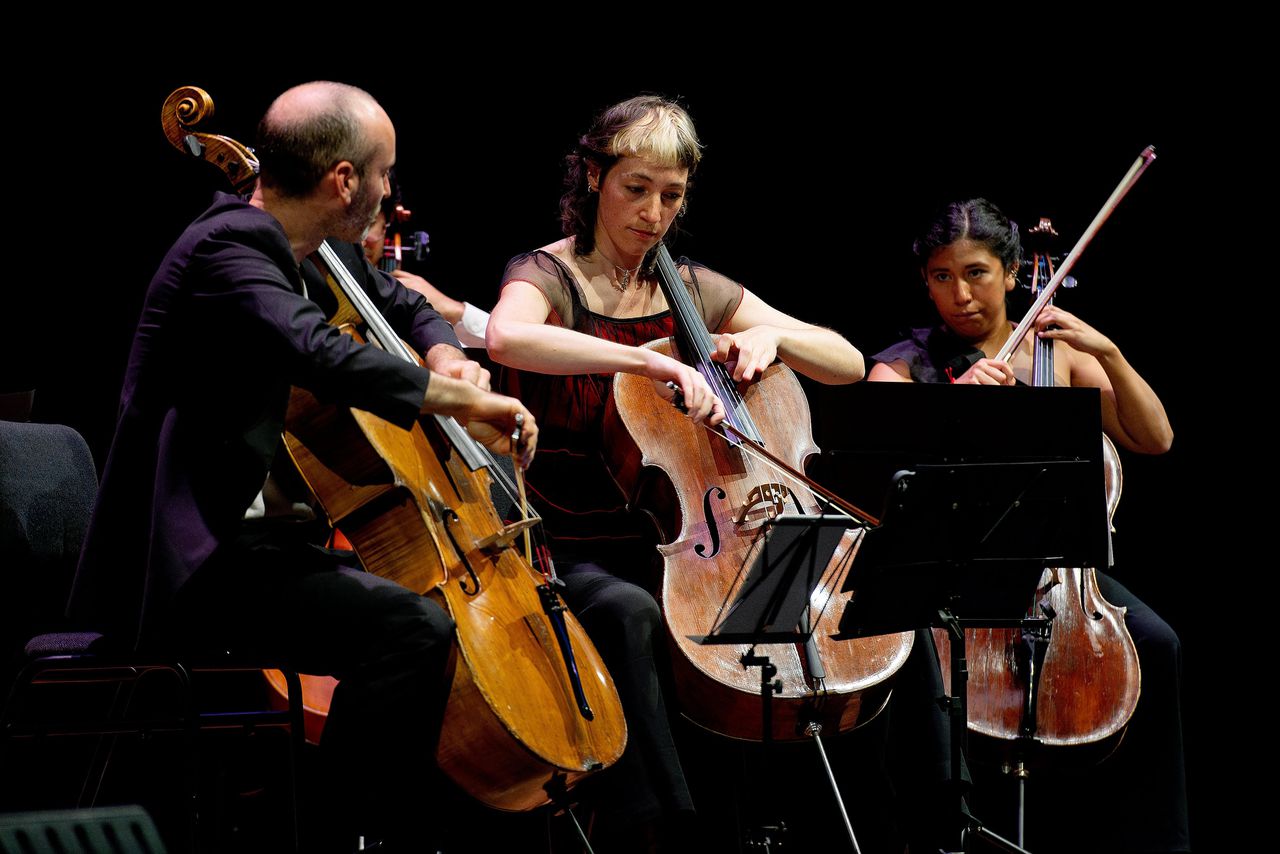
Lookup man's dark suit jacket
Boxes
[69,193,460,646]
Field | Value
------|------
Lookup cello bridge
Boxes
[477,517,540,553]
[734,483,792,524]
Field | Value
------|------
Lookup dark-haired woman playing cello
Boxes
[486,96,865,851]
[870,198,1189,854]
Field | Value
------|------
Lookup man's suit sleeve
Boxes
[192,231,431,430]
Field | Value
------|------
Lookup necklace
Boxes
[592,246,643,292]
[611,262,642,291]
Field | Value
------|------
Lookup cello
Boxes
[608,246,915,743]
[160,85,627,811]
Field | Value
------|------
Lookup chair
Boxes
[0,420,94,676]
[0,420,305,852]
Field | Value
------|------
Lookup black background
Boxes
[7,47,1256,845]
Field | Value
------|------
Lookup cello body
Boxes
[609,338,913,741]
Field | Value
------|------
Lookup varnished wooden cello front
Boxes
[160,85,627,811]
[609,246,914,742]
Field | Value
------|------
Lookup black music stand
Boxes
[701,511,866,853]
[830,385,1109,854]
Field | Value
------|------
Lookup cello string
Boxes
[654,246,854,520]
[654,247,768,496]
[656,247,881,524]
[658,247,863,527]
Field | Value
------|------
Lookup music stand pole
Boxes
[739,650,789,853]
[939,608,1041,854]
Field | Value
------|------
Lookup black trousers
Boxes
[554,551,694,832]
[163,533,455,850]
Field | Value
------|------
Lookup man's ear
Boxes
[331,160,358,203]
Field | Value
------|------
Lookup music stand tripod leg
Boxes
[803,722,862,854]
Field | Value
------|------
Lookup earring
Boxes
[678,203,687,218]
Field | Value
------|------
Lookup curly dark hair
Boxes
[560,95,703,264]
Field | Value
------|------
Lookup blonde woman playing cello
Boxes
[486,95,868,852]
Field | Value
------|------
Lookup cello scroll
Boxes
[160,86,259,196]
